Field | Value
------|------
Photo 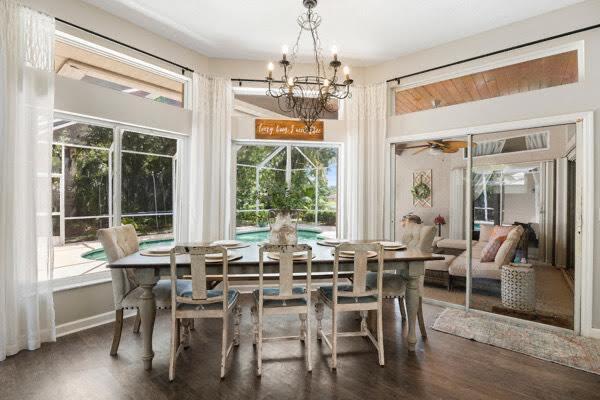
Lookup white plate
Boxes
[211,239,242,247]
[336,250,378,258]
[145,245,173,254]
[205,252,229,259]
[324,239,349,245]
[379,241,406,249]
[266,251,315,261]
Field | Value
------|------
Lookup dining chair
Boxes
[366,223,436,337]
[168,245,242,380]
[251,244,313,376]
[98,225,192,356]
[315,242,385,370]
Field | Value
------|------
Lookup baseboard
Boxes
[56,310,136,338]
[585,327,600,339]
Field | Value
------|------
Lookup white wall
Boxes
[394,149,460,239]
[376,0,600,330]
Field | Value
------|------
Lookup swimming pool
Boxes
[81,228,324,261]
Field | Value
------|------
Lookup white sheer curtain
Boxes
[449,168,465,239]
[525,132,548,150]
[473,139,505,157]
[177,73,233,243]
[472,171,492,200]
[0,1,56,361]
[340,83,387,240]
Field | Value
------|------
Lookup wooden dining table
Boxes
[108,240,444,370]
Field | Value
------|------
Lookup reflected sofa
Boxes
[427,224,525,290]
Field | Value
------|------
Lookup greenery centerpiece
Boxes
[258,183,310,245]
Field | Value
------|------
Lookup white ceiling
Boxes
[82,0,585,66]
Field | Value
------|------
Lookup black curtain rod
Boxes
[386,23,600,84]
[231,78,284,85]
[55,17,195,74]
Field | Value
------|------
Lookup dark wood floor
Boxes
[1,297,599,400]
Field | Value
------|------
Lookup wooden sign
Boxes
[255,119,324,141]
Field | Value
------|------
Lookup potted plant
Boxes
[258,183,310,245]
[434,214,446,236]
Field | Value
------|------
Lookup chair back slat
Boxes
[259,244,312,301]
[334,242,384,299]
[170,245,229,307]
[278,252,294,297]
[190,253,208,300]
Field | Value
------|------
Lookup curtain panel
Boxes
[177,74,233,243]
[0,1,56,361]
[340,83,387,240]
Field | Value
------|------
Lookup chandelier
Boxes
[265,0,353,131]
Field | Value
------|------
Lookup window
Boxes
[395,50,579,115]
[121,131,177,237]
[55,32,188,108]
[234,142,338,242]
[467,132,549,158]
[233,85,340,119]
[52,115,181,282]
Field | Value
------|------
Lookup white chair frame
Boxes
[315,242,385,370]
[251,244,313,376]
[169,245,242,380]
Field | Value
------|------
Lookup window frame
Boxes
[51,111,186,290]
[230,139,343,238]
[55,30,192,110]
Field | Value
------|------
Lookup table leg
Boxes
[405,276,419,352]
[136,270,158,370]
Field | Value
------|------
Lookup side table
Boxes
[501,263,535,312]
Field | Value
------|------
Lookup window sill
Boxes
[52,271,112,293]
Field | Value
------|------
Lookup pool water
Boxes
[82,228,323,261]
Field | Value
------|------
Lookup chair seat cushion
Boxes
[177,288,240,310]
[122,279,192,309]
[318,285,377,304]
[253,287,307,307]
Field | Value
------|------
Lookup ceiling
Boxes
[81,0,584,66]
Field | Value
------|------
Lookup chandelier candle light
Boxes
[266,0,353,132]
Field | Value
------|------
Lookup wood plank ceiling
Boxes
[395,50,578,115]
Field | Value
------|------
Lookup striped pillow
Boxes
[480,235,507,262]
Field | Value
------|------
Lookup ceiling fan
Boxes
[396,140,475,155]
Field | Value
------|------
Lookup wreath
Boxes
[411,180,431,201]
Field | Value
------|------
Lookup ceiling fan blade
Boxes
[413,147,429,155]
[403,144,430,150]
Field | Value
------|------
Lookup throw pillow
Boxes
[492,225,514,238]
[480,235,507,262]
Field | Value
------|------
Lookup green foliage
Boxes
[235,145,338,227]
[54,124,177,241]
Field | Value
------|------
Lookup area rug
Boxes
[432,308,600,375]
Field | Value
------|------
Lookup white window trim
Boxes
[51,111,185,290]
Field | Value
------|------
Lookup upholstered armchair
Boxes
[367,223,436,337]
[98,225,190,356]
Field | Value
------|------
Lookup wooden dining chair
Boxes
[366,224,435,338]
[98,225,191,356]
[315,242,385,370]
[168,245,242,380]
[251,244,313,376]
